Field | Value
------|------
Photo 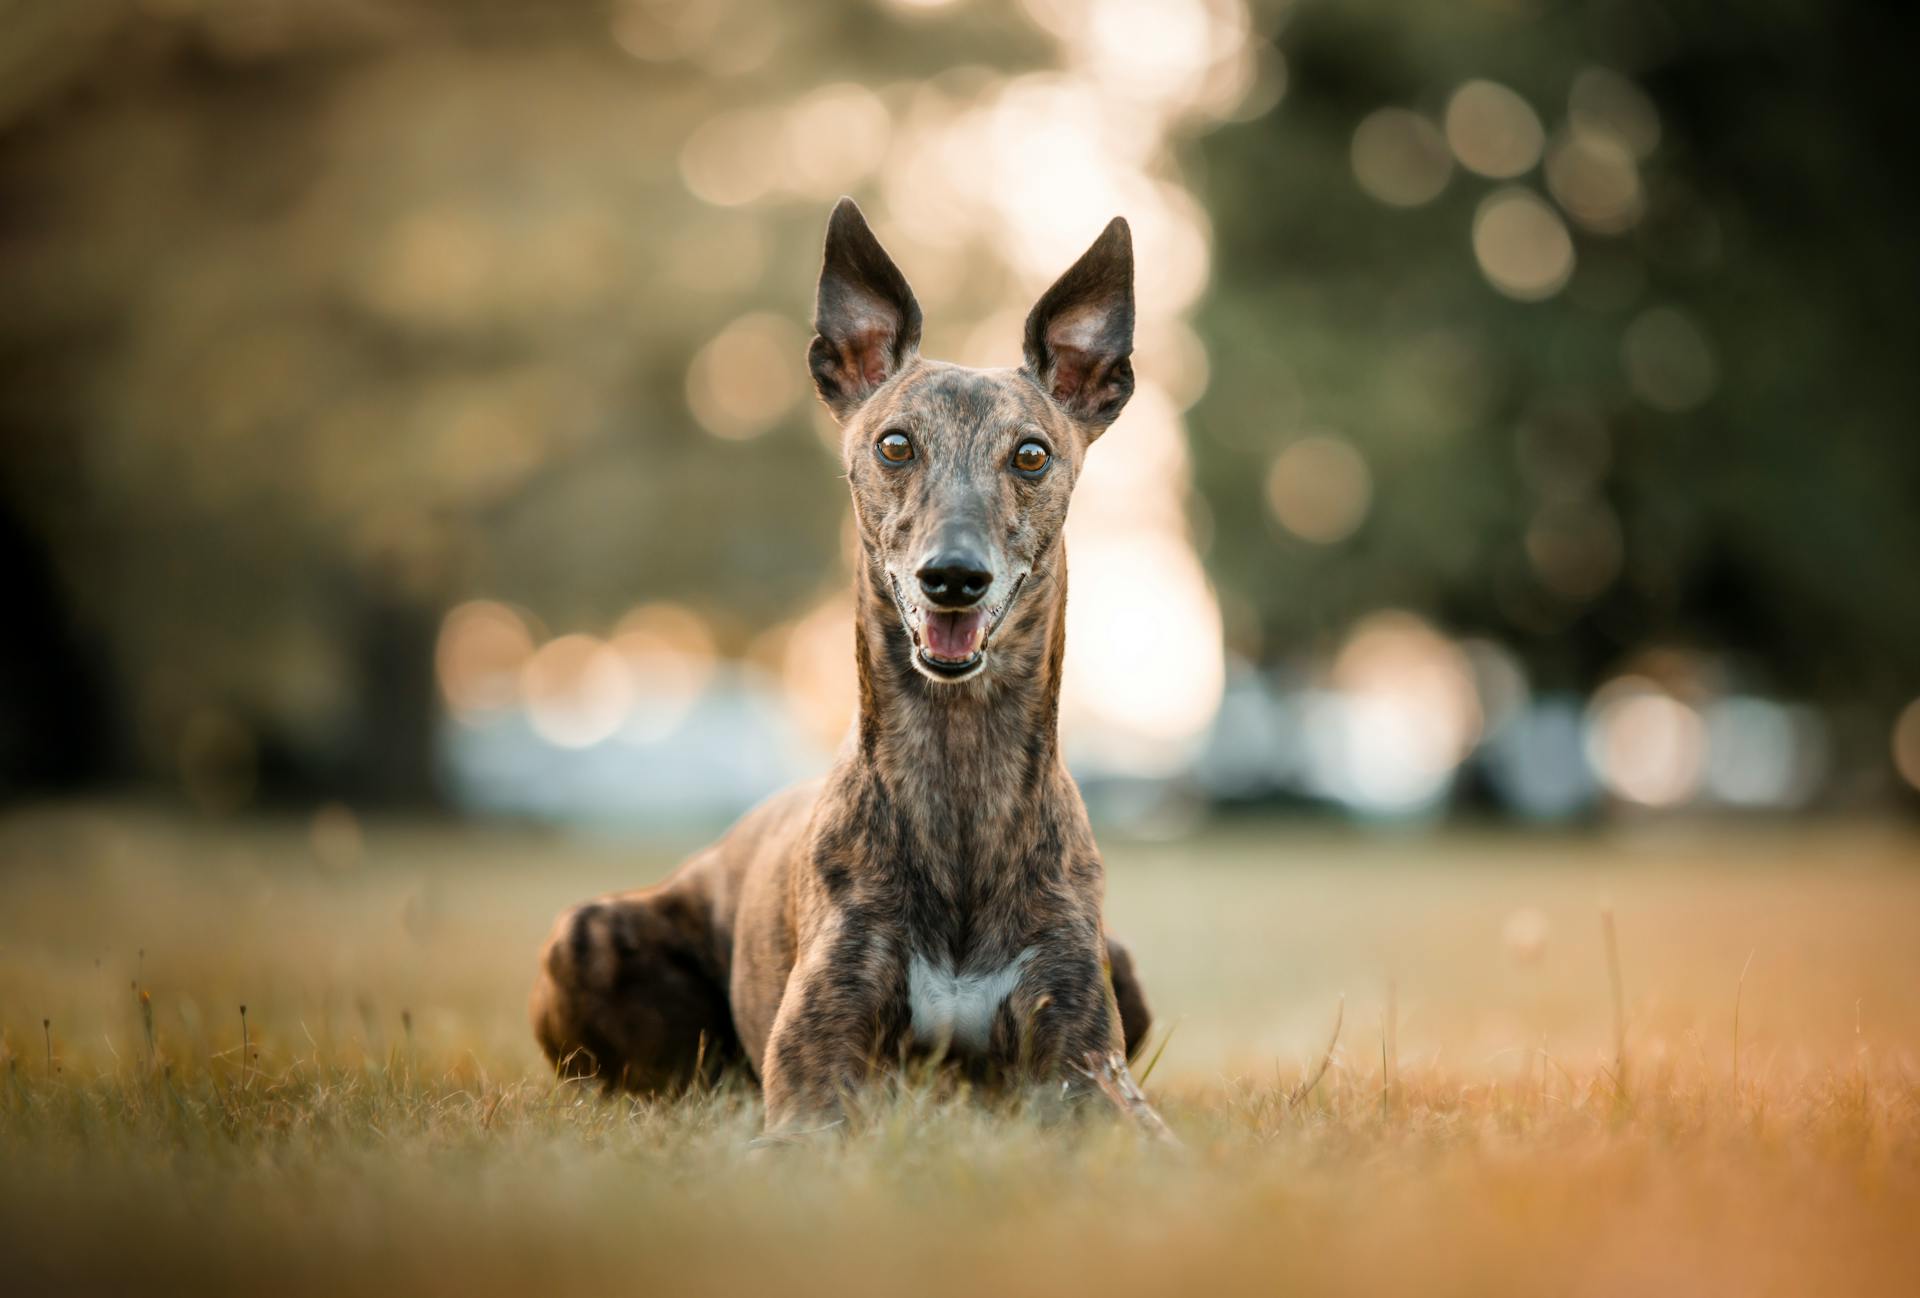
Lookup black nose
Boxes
[917,556,993,607]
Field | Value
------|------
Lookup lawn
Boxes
[2,803,1916,1296]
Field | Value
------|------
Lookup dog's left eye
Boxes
[1013,441,1050,475]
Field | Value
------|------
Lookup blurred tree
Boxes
[2,0,1915,807]
[0,0,1050,804]
[1194,0,1920,720]
[0,504,122,794]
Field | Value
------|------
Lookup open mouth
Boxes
[889,574,1027,681]
[921,607,990,674]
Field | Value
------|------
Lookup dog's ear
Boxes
[808,198,923,422]
[1022,216,1134,439]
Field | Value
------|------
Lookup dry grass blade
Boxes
[1382,979,1397,1112]
[1290,995,1345,1109]
[1601,905,1627,1098]
[1136,1022,1176,1086]
[1733,948,1756,1093]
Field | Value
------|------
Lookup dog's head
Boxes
[808,199,1135,685]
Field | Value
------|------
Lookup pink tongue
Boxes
[924,608,988,661]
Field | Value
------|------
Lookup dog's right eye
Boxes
[876,432,914,464]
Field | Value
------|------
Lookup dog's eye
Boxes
[1013,441,1050,475]
[876,432,914,464]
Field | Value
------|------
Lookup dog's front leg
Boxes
[997,942,1123,1081]
[759,910,901,1136]
[999,942,1176,1141]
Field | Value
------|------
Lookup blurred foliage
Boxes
[0,0,1915,800]
[0,0,1058,795]
[1194,0,1920,702]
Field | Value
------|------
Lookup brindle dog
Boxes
[531,198,1160,1135]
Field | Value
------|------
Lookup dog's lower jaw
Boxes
[913,649,986,683]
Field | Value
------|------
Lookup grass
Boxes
[3,802,1918,1296]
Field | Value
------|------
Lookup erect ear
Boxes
[1021,216,1135,438]
[807,198,922,422]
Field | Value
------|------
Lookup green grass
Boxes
[3,803,1918,1295]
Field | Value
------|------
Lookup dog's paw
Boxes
[744,1119,844,1159]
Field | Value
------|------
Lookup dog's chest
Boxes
[906,948,1035,1055]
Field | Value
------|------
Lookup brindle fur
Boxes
[531,199,1157,1132]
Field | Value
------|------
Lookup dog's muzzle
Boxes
[889,573,1027,682]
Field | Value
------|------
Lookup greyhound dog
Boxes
[531,198,1160,1135]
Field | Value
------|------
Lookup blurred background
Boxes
[2,0,1917,837]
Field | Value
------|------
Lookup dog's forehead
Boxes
[890,363,1051,437]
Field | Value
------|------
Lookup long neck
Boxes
[849,545,1069,824]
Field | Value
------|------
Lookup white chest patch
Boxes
[907,948,1036,1056]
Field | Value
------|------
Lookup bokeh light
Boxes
[1545,124,1644,235]
[1472,187,1575,301]
[779,595,858,749]
[687,313,807,440]
[436,601,535,723]
[1622,306,1717,412]
[1265,434,1372,544]
[1893,699,1920,793]
[1061,531,1225,776]
[1484,698,1595,820]
[1444,80,1544,180]
[1351,108,1451,208]
[1569,67,1661,161]
[1083,0,1218,104]
[783,84,892,198]
[612,603,718,743]
[521,634,635,749]
[363,208,499,332]
[679,109,782,207]
[1461,638,1529,738]
[610,0,778,69]
[1586,676,1706,808]
[1304,612,1481,815]
[1704,697,1825,808]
